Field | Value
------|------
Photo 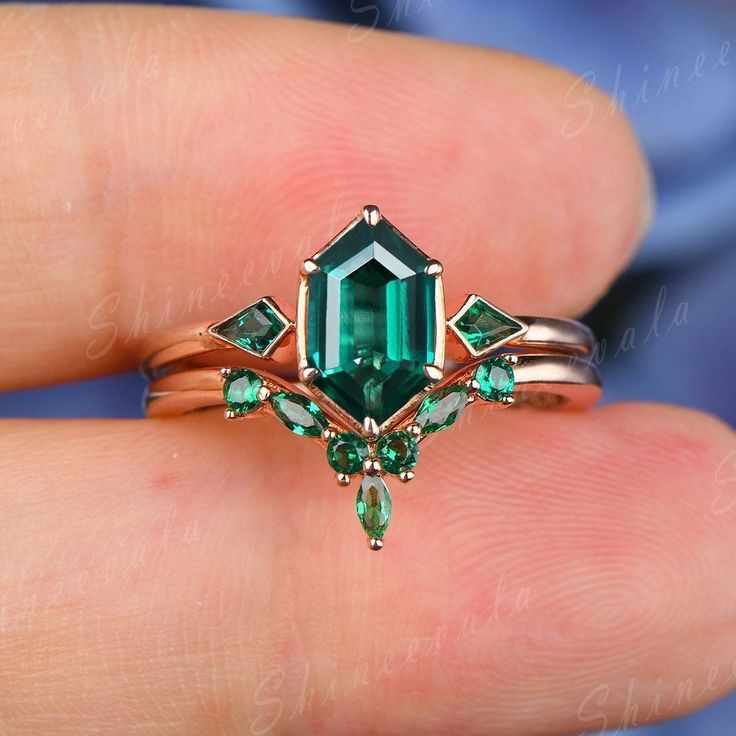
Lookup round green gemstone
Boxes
[326,432,369,474]
[223,369,263,414]
[269,391,327,437]
[414,384,470,435]
[356,475,392,539]
[376,431,418,474]
[475,357,515,401]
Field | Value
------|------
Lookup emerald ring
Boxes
[142,205,601,550]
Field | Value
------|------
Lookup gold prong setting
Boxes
[300,258,321,276]
[362,416,380,440]
[362,204,381,225]
[299,366,320,384]
[423,364,443,383]
[425,259,443,275]
[363,457,382,475]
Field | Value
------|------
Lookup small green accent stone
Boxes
[223,369,263,414]
[414,384,470,435]
[475,357,515,401]
[453,296,523,353]
[356,474,392,539]
[269,391,327,437]
[376,431,418,474]
[326,432,369,475]
[212,299,286,356]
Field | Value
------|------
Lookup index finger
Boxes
[0,5,652,389]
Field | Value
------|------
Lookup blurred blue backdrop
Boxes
[1,1,734,733]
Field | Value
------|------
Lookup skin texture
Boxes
[0,5,734,736]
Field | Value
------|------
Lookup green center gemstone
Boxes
[305,215,440,426]
[376,430,419,474]
[414,384,470,435]
[223,369,263,414]
[269,391,327,437]
[211,299,287,356]
[356,474,392,539]
[475,357,515,401]
[326,432,369,475]
[452,296,524,354]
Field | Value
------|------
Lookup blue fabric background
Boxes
[1,1,734,733]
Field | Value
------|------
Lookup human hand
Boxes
[2,5,735,735]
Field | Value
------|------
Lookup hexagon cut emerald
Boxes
[305,215,441,426]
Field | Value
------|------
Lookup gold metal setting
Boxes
[140,205,603,550]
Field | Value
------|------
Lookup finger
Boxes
[0,404,732,734]
[0,5,651,390]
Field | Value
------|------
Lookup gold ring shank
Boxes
[516,316,595,356]
[145,354,601,418]
[142,316,595,379]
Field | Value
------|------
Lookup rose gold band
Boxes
[142,315,596,380]
[142,314,601,420]
[145,352,600,419]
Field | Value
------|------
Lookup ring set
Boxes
[142,205,601,550]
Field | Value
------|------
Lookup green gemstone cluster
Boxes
[212,210,529,550]
[408,355,515,438]
[221,355,515,548]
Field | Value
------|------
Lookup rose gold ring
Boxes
[141,205,601,550]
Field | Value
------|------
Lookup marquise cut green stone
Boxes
[414,384,470,435]
[326,432,369,475]
[223,369,263,414]
[376,431,418,474]
[212,299,286,356]
[356,474,392,539]
[475,357,515,401]
[269,391,327,437]
[306,216,438,426]
[453,297,523,353]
